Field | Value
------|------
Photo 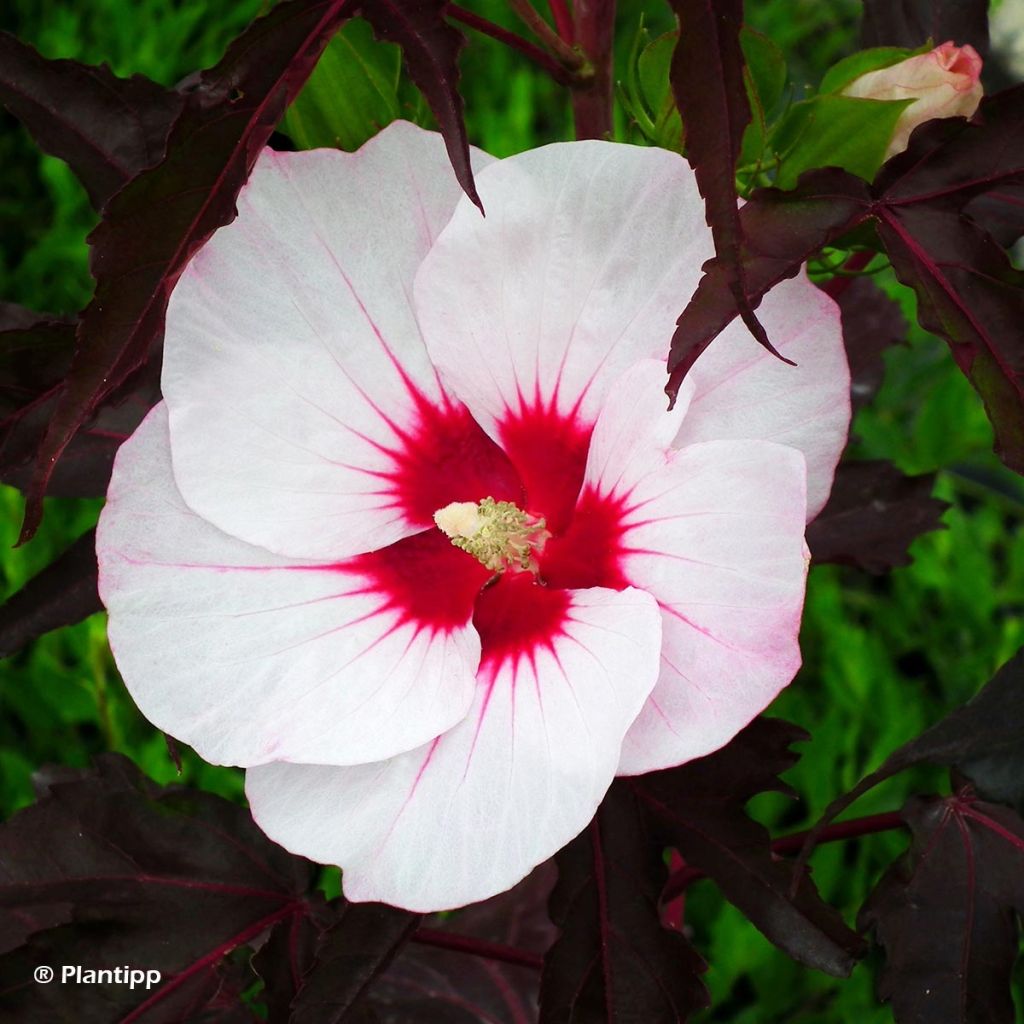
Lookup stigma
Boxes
[433,497,550,574]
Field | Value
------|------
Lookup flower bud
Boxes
[842,41,983,158]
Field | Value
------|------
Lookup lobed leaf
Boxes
[290,902,420,1023]
[360,0,479,210]
[540,785,708,1023]
[0,527,102,659]
[799,649,1024,868]
[859,793,1024,1023]
[0,755,326,1021]
[365,865,555,1023]
[0,32,183,211]
[632,720,866,978]
[806,460,948,573]
[666,168,871,399]
[18,0,355,542]
[666,0,780,371]
[671,87,1024,475]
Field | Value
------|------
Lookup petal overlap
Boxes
[414,141,713,442]
[578,361,809,774]
[162,122,496,560]
[246,583,662,911]
[98,405,485,769]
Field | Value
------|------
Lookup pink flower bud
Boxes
[842,41,983,158]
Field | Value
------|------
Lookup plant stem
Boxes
[571,0,616,139]
[819,250,875,300]
[548,0,575,42]
[662,810,906,903]
[410,926,545,970]
[447,4,576,85]
[509,0,587,69]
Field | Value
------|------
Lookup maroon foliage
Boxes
[367,866,554,1023]
[800,650,1024,874]
[362,0,479,210]
[666,169,871,399]
[18,0,355,543]
[0,32,183,211]
[540,785,709,1023]
[670,87,1024,476]
[834,275,907,413]
[806,461,948,573]
[0,755,330,1022]
[632,719,865,977]
[860,0,990,59]
[860,792,1024,1024]
[0,527,101,658]
[666,0,786,377]
[290,902,420,1023]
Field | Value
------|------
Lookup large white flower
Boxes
[97,122,850,911]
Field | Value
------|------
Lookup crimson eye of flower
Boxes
[97,122,851,912]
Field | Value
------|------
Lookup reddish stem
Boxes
[571,0,616,139]
[411,927,545,970]
[819,250,875,300]
[662,810,907,903]
[447,4,576,85]
[548,0,575,41]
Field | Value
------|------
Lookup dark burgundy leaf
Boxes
[666,0,784,374]
[0,32,183,210]
[964,183,1024,249]
[0,313,159,497]
[289,902,420,1023]
[365,865,554,1024]
[632,718,865,977]
[806,460,948,573]
[252,910,324,1022]
[859,793,1024,1024]
[833,275,908,412]
[0,527,101,658]
[539,785,708,1024]
[20,0,353,542]
[860,0,990,59]
[0,754,324,1022]
[798,649,1024,869]
[666,169,871,399]
[361,0,479,210]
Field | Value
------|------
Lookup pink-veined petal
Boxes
[162,121,503,560]
[567,361,810,774]
[413,141,712,525]
[97,405,488,769]
[246,581,662,911]
[675,274,850,520]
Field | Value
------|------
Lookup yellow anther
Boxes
[433,497,549,574]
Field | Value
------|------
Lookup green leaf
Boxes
[281,17,401,151]
[738,25,787,170]
[741,26,787,115]
[637,31,683,151]
[818,43,926,95]
[772,94,911,189]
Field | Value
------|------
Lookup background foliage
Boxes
[2,0,1024,1021]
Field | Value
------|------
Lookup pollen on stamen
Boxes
[433,497,550,574]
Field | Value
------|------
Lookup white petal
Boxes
[97,405,484,769]
[414,141,711,437]
[162,121,498,559]
[675,274,850,519]
[575,361,809,774]
[246,584,662,911]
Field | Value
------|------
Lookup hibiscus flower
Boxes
[97,122,850,911]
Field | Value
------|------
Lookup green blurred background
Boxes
[2,1,1023,1020]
